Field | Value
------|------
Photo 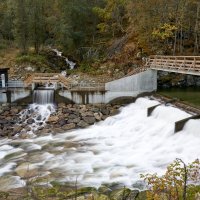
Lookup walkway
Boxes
[147,55,200,76]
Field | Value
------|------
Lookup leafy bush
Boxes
[141,159,200,200]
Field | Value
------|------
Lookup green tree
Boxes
[28,0,46,54]
[14,0,29,54]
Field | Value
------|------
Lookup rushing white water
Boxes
[52,48,76,70]
[18,104,55,135]
[1,97,200,191]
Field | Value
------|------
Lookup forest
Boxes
[0,0,200,64]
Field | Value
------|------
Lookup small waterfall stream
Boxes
[0,97,200,191]
[33,89,54,105]
[17,89,56,135]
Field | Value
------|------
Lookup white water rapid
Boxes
[0,97,200,191]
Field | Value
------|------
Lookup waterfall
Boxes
[52,48,76,70]
[33,90,54,105]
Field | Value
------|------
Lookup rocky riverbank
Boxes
[0,103,121,138]
[3,185,147,200]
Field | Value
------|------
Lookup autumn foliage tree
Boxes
[141,159,200,200]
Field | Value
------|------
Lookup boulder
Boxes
[47,116,59,123]
[68,117,81,124]
[83,116,96,125]
[101,108,110,115]
[81,111,94,117]
[27,118,35,124]
[77,120,89,128]
[68,114,79,119]
[94,113,103,121]
[58,119,67,126]
[62,123,76,130]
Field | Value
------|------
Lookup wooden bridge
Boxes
[147,55,200,76]
[24,73,105,91]
[24,73,71,89]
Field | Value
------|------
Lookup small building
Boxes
[0,68,9,88]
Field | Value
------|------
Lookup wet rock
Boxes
[110,109,119,116]
[13,125,23,134]
[36,115,42,121]
[77,120,89,128]
[27,118,35,124]
[15,162,38,178]
[62,123,76,130]
[94,112,103,121]
[19,132,30,139]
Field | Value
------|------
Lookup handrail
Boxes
[147,55,200,75]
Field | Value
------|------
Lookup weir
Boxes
[33,89,54,104]
[175,115,200,133]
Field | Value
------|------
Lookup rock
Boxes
[62,108,72,114]
[27,118,35,124]
[15,162,38,178]
[101,108,110,115]
[58,119,67,126]
[10,108,19,115]
[0,120,8,124]
[110,109,119,116]
[77,120,89,128]
[83,116,96,125]
[19,132,30,139]
[68,114,79,119]
[110,188,132,200]
[81,111,94,117]
[68,117,81,124]
[13,125,23,134]
[98,186,112,195]
[47,116,59,123]
[62,123,76,130]
[102,115,108,120]
[36,115,42,121]
[94,112,102,121]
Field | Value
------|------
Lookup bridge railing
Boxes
[148,55,200,72]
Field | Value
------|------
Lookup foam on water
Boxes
[0,97,200,190]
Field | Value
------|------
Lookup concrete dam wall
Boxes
[59,70,157,104]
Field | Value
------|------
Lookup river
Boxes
[0,97,200,191]
[158,87,200,108]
